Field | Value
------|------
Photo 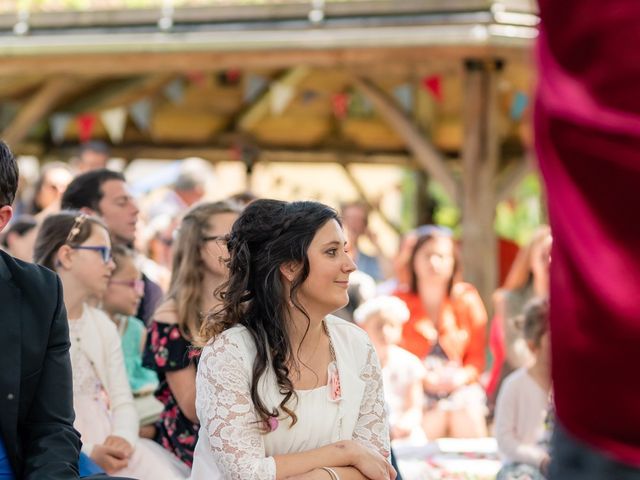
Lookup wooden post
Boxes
[460,58,502,312]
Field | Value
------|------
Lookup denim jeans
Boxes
[550,424,640,480]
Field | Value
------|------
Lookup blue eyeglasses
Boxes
[71,245,112,264]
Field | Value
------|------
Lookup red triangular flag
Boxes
[77,114,96,142]
[332,93,349,119]
[422,75,443,102]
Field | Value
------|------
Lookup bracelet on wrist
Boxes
[320,466,340,480]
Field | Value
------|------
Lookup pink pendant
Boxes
[327,361,342,402]
[267,416,279,432]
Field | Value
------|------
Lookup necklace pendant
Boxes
[327,361,342,402]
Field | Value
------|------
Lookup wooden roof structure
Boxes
[0,0,539,306]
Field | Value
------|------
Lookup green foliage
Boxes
[403,171,544,245]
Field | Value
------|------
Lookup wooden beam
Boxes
[1,77,79,146]
[352,75,460,202]
[0,45,529,77]
[35,143,412,166]
[63,75,175,114]
[460,58,502,311]
[340,163,401,235]
[238,67,309,131]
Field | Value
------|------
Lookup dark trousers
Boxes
[550,424,640,480]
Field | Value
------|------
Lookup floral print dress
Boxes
[143,321,199,467]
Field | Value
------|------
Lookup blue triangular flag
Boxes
[393,84,413,113]
[244,74,268,104]
[510,91,529,120]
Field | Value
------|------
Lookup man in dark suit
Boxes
[0,140,81,478]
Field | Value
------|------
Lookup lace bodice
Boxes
[69,317,105,399]
[192,319,390,480]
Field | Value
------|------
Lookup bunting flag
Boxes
[49,113,73,145]
[393,84,413,113]
[510,91,529,120]
[163,78,186,104]
[244,74,268,104]
[100,107,127,144]
[421,75,443,102]
[270,82,295,115]
[187,71,206,87]
[77,114,96,143]
[332,93,350,119]
[129,99,153,132]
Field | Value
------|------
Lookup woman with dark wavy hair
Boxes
[191,199,396,480]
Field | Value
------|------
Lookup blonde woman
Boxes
[143,200,242,467]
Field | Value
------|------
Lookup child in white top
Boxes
[355,296,427,443]
[495,297,552,480]
[33,211,188,479]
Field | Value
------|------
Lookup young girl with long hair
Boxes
[143,200,242,466]
[33,211,187,479]
[191,199,395,480]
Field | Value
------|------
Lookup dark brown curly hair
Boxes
[199,199,341,431]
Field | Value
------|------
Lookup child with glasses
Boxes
[102,245,162,433]
[33,211,188,479]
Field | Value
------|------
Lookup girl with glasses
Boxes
[102,245,163,436]
[143,200,242,468]
[33,211,187,479]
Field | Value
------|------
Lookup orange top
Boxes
[394,283,488,380]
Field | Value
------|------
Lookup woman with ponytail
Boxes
[191,199,396,480]
[143,200,241,467]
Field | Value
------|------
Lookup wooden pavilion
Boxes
[0,0,539,307]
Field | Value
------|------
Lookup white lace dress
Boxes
[191,315,390,480]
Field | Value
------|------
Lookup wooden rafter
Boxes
[0,45,530,78]
[1,77,80,146]
[352,75,460,202]
[26,143,412,166]
[63,74,175,114]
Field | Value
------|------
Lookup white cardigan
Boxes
[191,314,390,480]
[74,305,139,455]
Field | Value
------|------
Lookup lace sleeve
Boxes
[195,331,276,479]
[352,340,391,460]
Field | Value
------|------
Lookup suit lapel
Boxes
[0,257,22,461]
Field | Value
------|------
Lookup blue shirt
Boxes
[0,436,15,479]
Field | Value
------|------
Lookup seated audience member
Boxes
[355,296,427,444]
[495,298,552,480]
[102,245,163,428]
[27,161,73,216]
[0,140,82,478]
[143,201,241,467]
[33,211,188,479]
[341,201,388,281]
[190,199,394,480]
[61,168,164,324]
[73,141,110,174]
[487,227,552,408]
[0,214,37,261]
[394,225,488,439]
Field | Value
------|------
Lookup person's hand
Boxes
[90,444,129,474]
[540,454,551,476]
[433,365,468,395]
[104,435,134,458]
[348,441,397,480]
